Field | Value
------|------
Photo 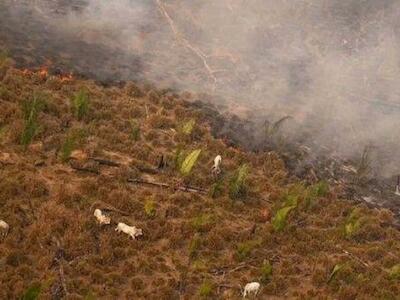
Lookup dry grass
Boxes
[0,64,399,299]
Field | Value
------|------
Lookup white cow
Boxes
[93,209,111,225]
[211,155,222,176]
[115,222,143,240]
[243,282,260,298]
[0,220,9,237]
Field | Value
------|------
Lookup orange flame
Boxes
[38,66,49,78]
[19,66,74,83]
[60,72,74,82]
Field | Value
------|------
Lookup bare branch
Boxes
[156,0,217,88]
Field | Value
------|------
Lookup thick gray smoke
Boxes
[2,0,400,177]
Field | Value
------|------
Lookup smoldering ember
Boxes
[1,1,400,299]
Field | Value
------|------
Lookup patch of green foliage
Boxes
[130,119,140,141]
[189,233,201,258]
[180,149,201,176]
[20,94,46,150]
[304,181,329,208]
[260,260,273,283]
[388,264,400,280]
[72,89,89,120]
[209,177,224,199]
[84,291,96,300]
[328,263,345,283]
[59,128,86,162]
[191,214,213,232]
[198,280,213,298]
[173,146,185,169]
[21,283,41,300]
[180,119,196,136]
[311,181,329,197]
[229,164,249,199]
[144,198,156,218]
[283,193,298,207]
[272,205,296,232]
[344,208,362,239]
[236,239,261,261]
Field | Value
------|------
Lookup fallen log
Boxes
[127,178,207,194]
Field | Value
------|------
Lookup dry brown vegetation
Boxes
[0,60,400,299]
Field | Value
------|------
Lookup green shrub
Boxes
[388,264,400,280]
[72,89,89,120]
[209,178,224,199]
[84,291,96,300]
[198,280,213,298]
[229,164,249,199]
[60,134,75,162]
[144,198,156,218]
[59,129,86,162]
[312,181,329,197]
[284,194,298,207]
[189,234,201,258]
[180,149,201,176]
[260,260,273,283]
[21,283,41,300]
[236,240,261,261]
[130,119,140,141]
[328,263,345,283]
[344,208,362,239]
[190,214,213,232]
[179,119,196,136]
[272,206,295,232]
[173,146,185,169]
[20,94,46,150]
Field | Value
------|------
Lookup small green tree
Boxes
[180,149,201,176]
[21,283,41,300]
[272,206,296,232]
[20,94,46,150]
[344,208,362,239]
[388,264,400,280]
[72,89,89,120]
[260,260,273,283]
[130,119,140,141]
[180,119,196,136]
[144,198,156,218]
[327,263,345,283]
[229,164,249,199]
[198,280,213,298]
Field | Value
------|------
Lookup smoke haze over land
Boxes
[1,0,400,176]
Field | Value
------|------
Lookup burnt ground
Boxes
[0,57,400,299]
[189,100,400,223]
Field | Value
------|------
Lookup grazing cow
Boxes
[115,222,143,240]
[243,282,260,298]
[93,209,111,225]
[0,220,9,237]
[211,155,222,176]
